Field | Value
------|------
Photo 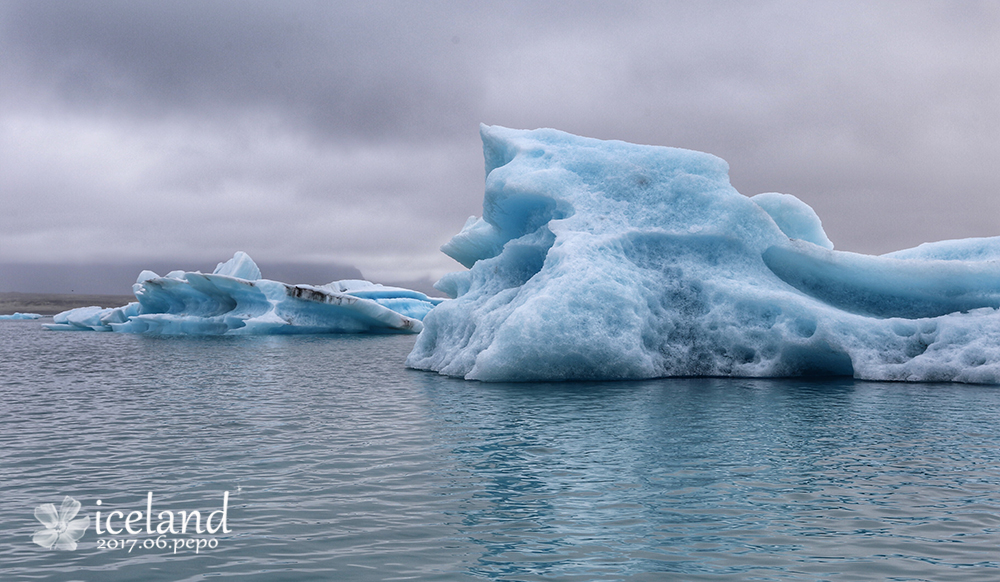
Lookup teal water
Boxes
[3,320,1000,581]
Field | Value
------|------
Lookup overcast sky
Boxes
[2,1,999,289]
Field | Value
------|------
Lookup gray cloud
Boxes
[1,1,999,289]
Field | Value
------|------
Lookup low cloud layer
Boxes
[2,1,998,288]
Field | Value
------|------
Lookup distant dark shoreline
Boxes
[0,292,133,316]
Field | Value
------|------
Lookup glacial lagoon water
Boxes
[3,319,1000,581]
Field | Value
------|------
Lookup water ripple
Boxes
[3,321,1000,580]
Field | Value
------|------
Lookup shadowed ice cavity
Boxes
[407,125,1000,384]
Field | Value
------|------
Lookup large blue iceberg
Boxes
[45,252,443,334]
[407,125,1000,383]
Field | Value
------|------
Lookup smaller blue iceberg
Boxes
[0,312,43,320]
[44,252,444,335]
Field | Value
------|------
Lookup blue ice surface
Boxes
[44,252,444,335]
[407,125,1000,384]
[0,312,42,320]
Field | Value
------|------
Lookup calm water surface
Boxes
[3,320,1000,581]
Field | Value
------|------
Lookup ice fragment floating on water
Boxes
[407,125,1000,384]
[45,252,443,335]
[0,312,43,320]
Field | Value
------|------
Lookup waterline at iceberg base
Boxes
[45,252,444,335]
[407,125,1000,384]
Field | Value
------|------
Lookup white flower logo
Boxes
[33,496,90,550]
